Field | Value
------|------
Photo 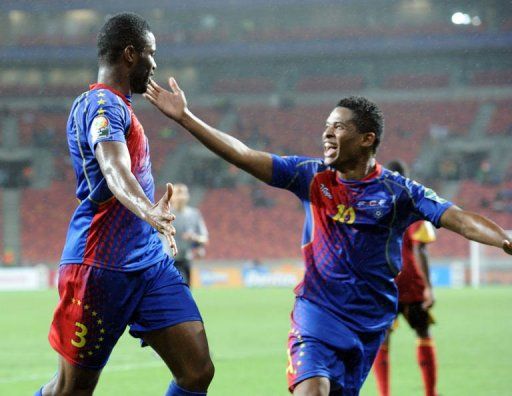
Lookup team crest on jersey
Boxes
[90,115,111,143]
[424,188,447,204]
[356,199,387,207]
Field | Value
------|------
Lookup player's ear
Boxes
[360,132,376,149]
[123,45,137,65]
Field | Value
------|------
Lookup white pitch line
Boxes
[0,361,163,385]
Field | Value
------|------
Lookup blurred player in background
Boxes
[373,160,438,396]
[36,14,214,396]
[167,183,209,286]
[144,77,512,396]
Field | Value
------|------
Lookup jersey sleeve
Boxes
[404,178,453,228]
[411,221,437,244]
[85,91,130,151]
[268,155,314,199]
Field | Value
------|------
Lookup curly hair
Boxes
[336,96,384,152]
[97,12,151,64]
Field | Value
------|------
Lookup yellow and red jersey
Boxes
[395,221,436,304]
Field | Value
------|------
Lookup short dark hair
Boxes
[336,96,384,152]
[386,159,408,177]
[97,12,151,64]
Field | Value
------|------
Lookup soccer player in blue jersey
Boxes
[36,14,214,396]
[144,78,512,395]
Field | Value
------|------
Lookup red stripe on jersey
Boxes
[83,198,118,266]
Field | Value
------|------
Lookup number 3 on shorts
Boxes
[71,322,88,348]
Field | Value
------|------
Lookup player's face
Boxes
[171,185,190,209]
[130,31,157,94]
[322,107,365,168]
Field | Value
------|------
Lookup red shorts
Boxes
[49,260,201,370]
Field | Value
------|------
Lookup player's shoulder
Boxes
[87,87,127,108]
[282,155,326,172]
[185,206,201,216]
[381,167,419,191]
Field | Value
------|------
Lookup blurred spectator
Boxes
[438,158,459,180]
[429,123,449,141]
[166,183,209,287]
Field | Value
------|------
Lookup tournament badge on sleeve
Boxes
[90,115,111,144]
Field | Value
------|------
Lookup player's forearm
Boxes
[417,245,432,287]
[441,206,509,249]
[103,164,153,222]
[179,109,273,183]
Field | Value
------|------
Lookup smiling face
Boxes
[129,31,157,94]
[322,106,376,169]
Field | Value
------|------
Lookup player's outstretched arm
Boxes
[96,141,178,255]
[440,206,512,255]
[144,78,273,183]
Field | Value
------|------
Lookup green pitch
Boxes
[1,287,511,395]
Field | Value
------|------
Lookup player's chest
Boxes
[126,113,149,154]
[309,177,394,226]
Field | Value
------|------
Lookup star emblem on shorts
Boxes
[97,108,105,114]
[97,99,106,105]
[97,92,105,97]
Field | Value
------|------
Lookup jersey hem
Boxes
[296,297,394,334]
[59,254,167,272]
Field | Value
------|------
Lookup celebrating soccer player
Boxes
[144,77,512,395]
[373,160,439,396]
[36,14,214,396]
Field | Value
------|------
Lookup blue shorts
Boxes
[49,257,202,370]
[287,298,386,395]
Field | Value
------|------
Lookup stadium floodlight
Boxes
[451,12,471,25]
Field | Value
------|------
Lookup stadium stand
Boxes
[488,100,512,135]
[295,75,366,93]
[470,70,512,87]
[382,73,451,90]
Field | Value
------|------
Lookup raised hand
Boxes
[147,183,178,256]
[144,77,188,122]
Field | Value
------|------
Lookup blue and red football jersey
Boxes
[60,84,165,271]
[270,155,452,334]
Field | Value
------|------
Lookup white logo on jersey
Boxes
[424,188,447,204]
[320,184,333,200]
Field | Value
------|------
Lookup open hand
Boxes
[148,183,178,256]
[143,77,187,122]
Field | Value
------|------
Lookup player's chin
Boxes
[323,155,336,166]
[132,80,150,94]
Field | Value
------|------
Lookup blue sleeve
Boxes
[268,155,315,199]
[85,91,130,152]
[404,178,453,228]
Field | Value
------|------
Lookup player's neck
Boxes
[336,156,376,181]
[97,66,131,96]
